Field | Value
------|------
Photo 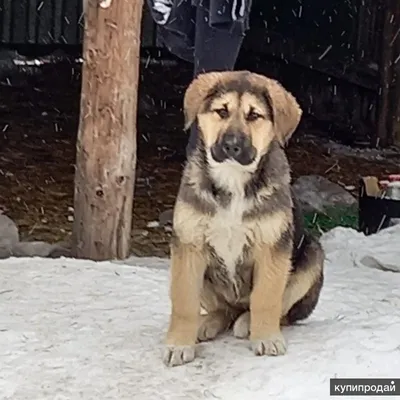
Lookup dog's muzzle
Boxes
[211,133,256,165]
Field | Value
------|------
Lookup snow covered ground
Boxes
[1,226,400,400]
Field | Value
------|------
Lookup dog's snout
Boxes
[210,131,256,165]
[221,133,244,158]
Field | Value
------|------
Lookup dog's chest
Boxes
[205,196,253,279]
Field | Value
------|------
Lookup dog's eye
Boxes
[246,111,262,122]
[214,108,229,119]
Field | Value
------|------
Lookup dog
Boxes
[163,70,325,367]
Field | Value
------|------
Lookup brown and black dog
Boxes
[163,71,324,367]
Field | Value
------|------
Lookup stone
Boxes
[48,245,72,258]
[47,241,72,258]
[0,245,12,259]
[292,175,357,213]
[132,229,149,237]
[147,221,160,228]
[11,241,55,257]
[0,214,19,247]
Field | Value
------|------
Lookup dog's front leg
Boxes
[163,240,207,367]
[250,245,291,356]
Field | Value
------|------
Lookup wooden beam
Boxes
[72,0,143,260]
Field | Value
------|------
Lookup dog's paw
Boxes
[251,332,287,356]
[233,311,250,338]
[197,316,222,342]
[163,345,196,367]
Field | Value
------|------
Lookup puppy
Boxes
[163,71,324,367]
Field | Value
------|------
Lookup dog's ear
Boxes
[251,74,302,145]
[183,72,223,130]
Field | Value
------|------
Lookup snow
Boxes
[1,226,400,400]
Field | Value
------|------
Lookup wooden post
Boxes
[72,0,143,260]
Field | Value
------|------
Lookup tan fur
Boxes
[164,71,324,367]
[197,92,239,148]
[197,91,275,155]
[246,73,302,144]
[184,71,302,145]
[165,242,207,346]
[249,247,291,355]
[250,247,291,337]
[173,200,205,247]
[198,311,237,342]
[183,72,229,130]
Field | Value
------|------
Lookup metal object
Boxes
[386,182,400,201]
[384,181,400,226]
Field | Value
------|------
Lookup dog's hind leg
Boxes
[233,311,250,338]
[197,311,236,341]
[281,236,324,324]
[232,236,324,340]
[197,280,239,342]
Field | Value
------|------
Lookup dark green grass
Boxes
[304,204,359,237]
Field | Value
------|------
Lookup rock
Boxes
[1,238,72,259]
[11,241,55,257]
[292,175,357,213]
[0,245,12,259]
[47,241,71,258]
[0,214,19,247]
[147,221,160,228]
[132,229,149,237]
[48,246,72,258]
[159,209,173,226]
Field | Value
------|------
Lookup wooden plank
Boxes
[72,0,143,260]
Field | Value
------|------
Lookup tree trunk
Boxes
[72,0,143,260]
[376,0,394,147]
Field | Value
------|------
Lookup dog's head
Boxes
[184,71,302,166]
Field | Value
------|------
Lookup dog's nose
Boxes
[221,133,243,158]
